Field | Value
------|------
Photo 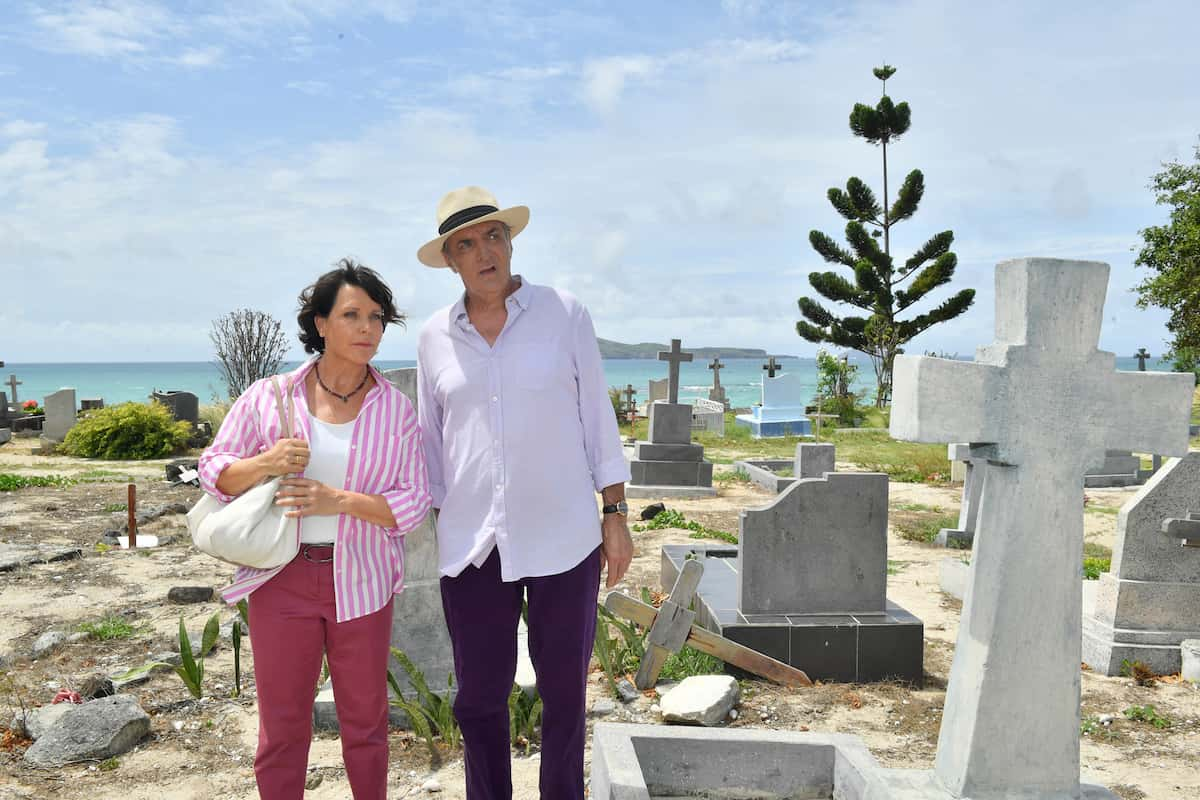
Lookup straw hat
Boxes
[417,186,530,268]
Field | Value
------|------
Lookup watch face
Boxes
[616,501,629,514]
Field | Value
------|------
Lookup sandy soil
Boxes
[0,442,1196,800]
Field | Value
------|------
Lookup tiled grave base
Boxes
[591,723,1119,800]
[663,545,923,684]
[734,415,812,438]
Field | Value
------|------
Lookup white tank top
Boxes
[300,413,355,544]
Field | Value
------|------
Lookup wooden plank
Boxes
[667,559,704,605]
[604,593,812,688]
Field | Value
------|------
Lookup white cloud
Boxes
[29,0,181,58]
[285,80,331,96]
[171,46,223,68]
[582,56,659,114]
[0,120,47,138]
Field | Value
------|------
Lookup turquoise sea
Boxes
[1,356,1177,412]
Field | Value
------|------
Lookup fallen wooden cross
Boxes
[604,558,812,690]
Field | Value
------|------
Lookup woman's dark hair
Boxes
[297,258,405,354]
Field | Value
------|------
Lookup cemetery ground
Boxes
[1,427,1198,800]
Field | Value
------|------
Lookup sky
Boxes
[1,0,1198,364]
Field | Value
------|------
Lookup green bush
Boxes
[61,402,191,459]
[198,402,231,434]
[0,473,76,491]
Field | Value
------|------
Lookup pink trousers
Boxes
[247,550,393,799]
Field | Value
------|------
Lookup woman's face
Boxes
[316,283,384,365]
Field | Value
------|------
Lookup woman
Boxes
[198,258,432,799]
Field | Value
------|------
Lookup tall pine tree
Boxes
[796,65,974,406]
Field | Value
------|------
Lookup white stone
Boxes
[421,778,442,792]
[890,258,1194,799]
[42,388,77,442]
[658,675,739,727]
[1182,640,1200,684]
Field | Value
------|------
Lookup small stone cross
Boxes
[622,384,637,416]
[762,356,781,378]
[657,339,693,405]
[5,374,20,405]
[1134,347,1152,371]
[708,358,724,390]
[890,258,1193,798]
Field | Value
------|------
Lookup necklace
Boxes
[314,362,370,403]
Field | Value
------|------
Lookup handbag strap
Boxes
[270,376,295,441]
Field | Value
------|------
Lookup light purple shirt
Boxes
[417,278,630,581]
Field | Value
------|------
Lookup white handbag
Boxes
[187,376,301,569]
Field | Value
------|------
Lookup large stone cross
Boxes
[657,339,693,405]
[762,356,781,378]
[1134,347,1151,371]
[5,374,20,405]
[890,259,1193,798]
[708,358,724,390]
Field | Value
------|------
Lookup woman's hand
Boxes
[261,438,311,477]
[275,478,343,518]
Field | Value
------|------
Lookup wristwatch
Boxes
[602,500,629,516]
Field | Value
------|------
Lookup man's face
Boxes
[444,220,513,295]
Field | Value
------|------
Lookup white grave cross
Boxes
[890,259,1193,798]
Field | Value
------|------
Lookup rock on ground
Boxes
[23,695,151,767]
[659,675,740,726]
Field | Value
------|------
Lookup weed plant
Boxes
[0,473,76,491]
[1124,704,1171,729]
[77,615,138,640]
[387,647,460,764]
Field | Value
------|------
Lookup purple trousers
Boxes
[440,546,600,800]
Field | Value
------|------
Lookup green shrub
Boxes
[0,473,76,491]
[77,615,138,640]
[632,508,737,544]
[387,646,460,764]
[198,402,231,434]
[1082,557,1111,580]
[1124,704,1171,729]
[61,402,192,459]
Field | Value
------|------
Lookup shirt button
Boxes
[491,395,498,402]
[495,484,502,491]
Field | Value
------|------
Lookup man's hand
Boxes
[276,477,343,518]
[599,513,633,588]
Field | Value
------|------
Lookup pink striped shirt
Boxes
[198,359,432,622]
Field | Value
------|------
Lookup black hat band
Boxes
[438,205,500,235]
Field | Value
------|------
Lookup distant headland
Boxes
[597,338,796,360]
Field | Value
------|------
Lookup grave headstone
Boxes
[657,339,693,405]
[762,356,782,378]
[936,443,987,548]
[1084,449,1143,487]
[646,378,667,406]
[1134,347,1151,371]
[152,390,199,423]
[888,258,1192,798]
[80,399,105,411]
[622,384,637,418]
[377,369,455,700]
[793,442,834,479]
[734,370,812,438]
[0,391,11,424]
[628,339,715,497]
[1083,453,1200,675]
[42,389,77,442]
[707,358,728,409]
[5,374,20,406]
[663,444,922,684]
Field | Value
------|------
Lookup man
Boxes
[415,186,633,799]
